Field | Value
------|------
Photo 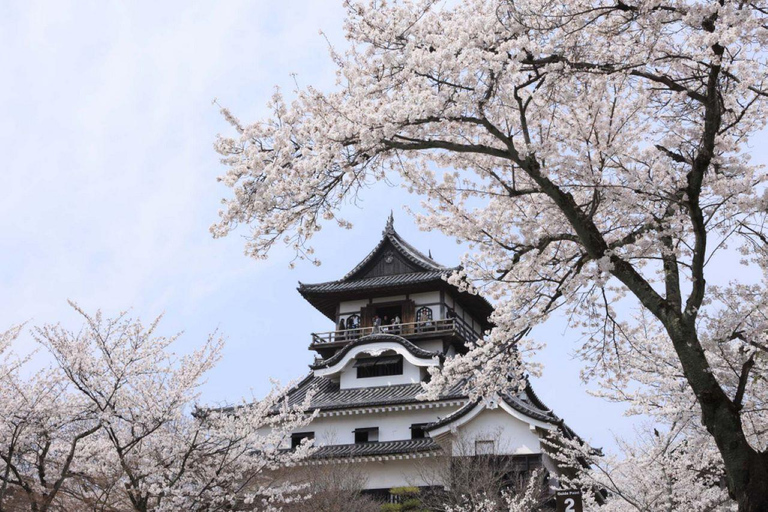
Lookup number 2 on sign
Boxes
[564,498,576,512]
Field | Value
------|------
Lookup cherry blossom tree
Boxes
[416,430,550,511]
[547,421,736,511]
[439,469,549,512]
[0,305,314,511]
[212,0,768,509]
[0,325,102,512]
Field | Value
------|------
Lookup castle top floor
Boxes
[298,215,494,358]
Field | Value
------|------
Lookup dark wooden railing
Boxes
[310,318,477,346]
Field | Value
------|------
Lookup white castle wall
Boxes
[372,294,408,304]
[352,457,444,489]
[300,405,463,446]
[339,299,370,314]
[409,291,440,305]
[452,407,542,455]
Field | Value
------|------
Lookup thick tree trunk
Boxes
[738,452,768,512]
[667,326,768,512]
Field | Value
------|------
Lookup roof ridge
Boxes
[523,380,553,412]
[388,231,447,271]
[299,268,454,290]
[338,216,447,281]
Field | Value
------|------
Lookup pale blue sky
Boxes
[2,0,766,453]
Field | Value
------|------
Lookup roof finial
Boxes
[384,210,395,234]
[428,249,433,259]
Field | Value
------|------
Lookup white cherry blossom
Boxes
[213,1,768,509]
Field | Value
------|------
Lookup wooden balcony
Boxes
[309,318,477,349]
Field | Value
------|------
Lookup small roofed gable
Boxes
[342,214,450,282]
[347,238,426,280]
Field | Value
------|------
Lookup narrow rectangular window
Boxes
[410,423,428,439]
[291,432,314,450]
[475,440,495,455]
[354,355,403,378]
[354,427,379,444]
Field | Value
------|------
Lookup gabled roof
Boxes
[298,270,448,294]
[341,213,450,280]
[297,215,493,324]
[298,214,455,298]
[425,384,561,431]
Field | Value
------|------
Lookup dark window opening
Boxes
[410,423,429,439]
[291,432,314,450]
[354,427,379,444]
[374,305,403,327]
[355,355,403,378]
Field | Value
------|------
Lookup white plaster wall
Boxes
[353,457,445,489]
[454,408,542,455]
[372,295,407,303]
[541,450,561,478]
[339,358,422,389]
[454,302,466,322]
[339,299,369,314]
[410,291,440,306]
[417,339,443,352]
[298,406,464,445]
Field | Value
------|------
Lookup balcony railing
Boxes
[310,318,477,346]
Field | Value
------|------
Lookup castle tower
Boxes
[280,216,577,499]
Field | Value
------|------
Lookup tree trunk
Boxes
[735,452,768,512]
[668,326,768,511]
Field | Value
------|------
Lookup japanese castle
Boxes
[281,216,577,496]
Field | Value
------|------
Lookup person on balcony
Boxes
[391,315,401,334]
[373,315,382,333]
[346,315,360,338]
[338,319,346,340]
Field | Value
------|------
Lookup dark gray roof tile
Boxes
[299,270,452,294]
[310,438,441,460]
[339,217,449,281]
[284,375,465,412]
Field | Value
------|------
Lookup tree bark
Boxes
[665,321,768,512]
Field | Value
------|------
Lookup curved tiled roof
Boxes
[425,384,560,431]
[340,215,449,280]
[424,400,479,431]
[298,216,456,294]
[310,438,441,460]
[297,216,494,326]
[502,390,558,423]
[283,374,465,412]
[298,269,453,294]
[276,374,581,450]
[281,372,560,427]
[309,333,441,370]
